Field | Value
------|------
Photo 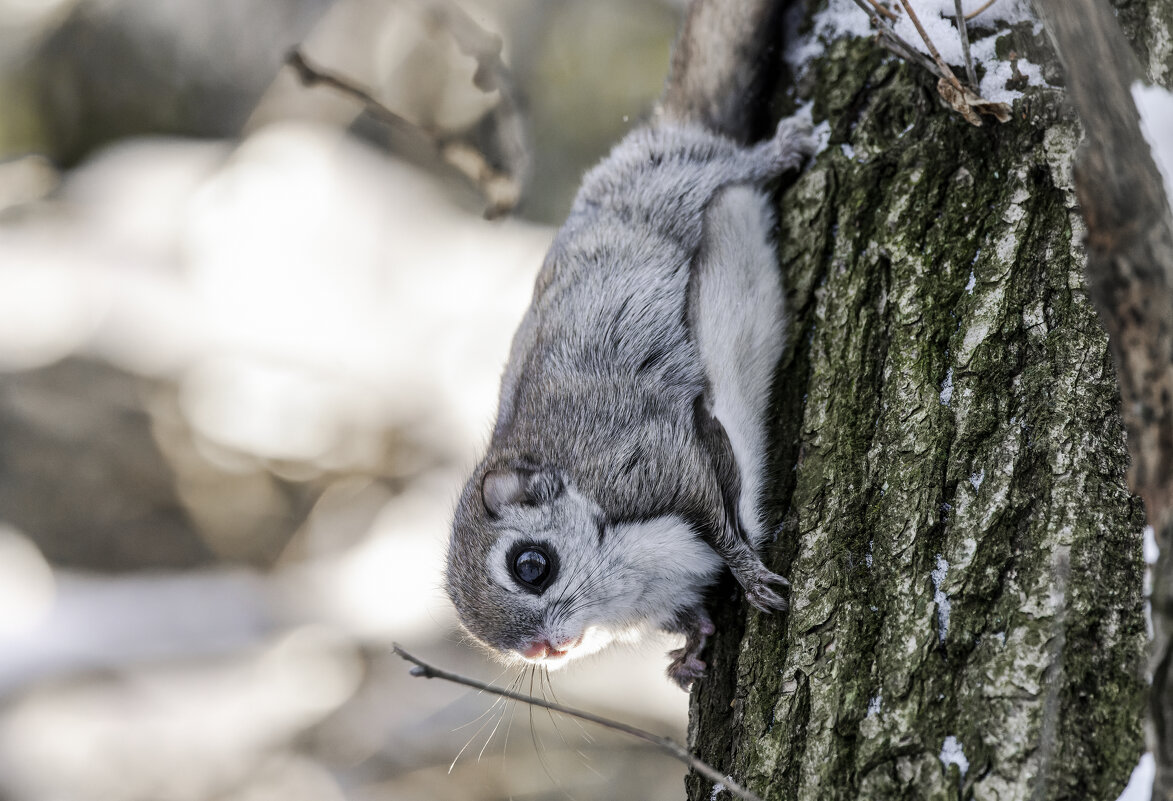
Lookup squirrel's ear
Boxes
[482,469,564,516]
[482,469,526,516]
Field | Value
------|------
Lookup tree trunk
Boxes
[686,6,1170,798]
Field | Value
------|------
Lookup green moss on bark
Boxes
[687,28,1147,801]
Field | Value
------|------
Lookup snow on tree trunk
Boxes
[685,13,1158,800]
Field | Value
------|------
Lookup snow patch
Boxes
[1115,752,1153,801]
[965,270,976,294]
[939,735,969,777]
[893,1,1042,102]
[786,0,1047,105]
[710,782,726,800]
[785,0,875,69]
[981,54,1044,105]
[968,33,1044,105]
[969,469,984,491]
[939,367,954,405]
[891,0,1036,66]
[867,693,882,717]
[1145,525,1158,642]
[1144,525,1160,565]
[1133,83,1173,216]
[931,555,950,642]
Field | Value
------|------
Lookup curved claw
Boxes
[664,606,715,690]
[667,653,707,690]
[744,569,791,613]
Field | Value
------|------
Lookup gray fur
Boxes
[445,0,815,688]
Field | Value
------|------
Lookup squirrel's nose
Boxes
[520,634,584,661]
[520,639,552,659]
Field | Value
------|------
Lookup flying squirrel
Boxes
[445,0,815,689]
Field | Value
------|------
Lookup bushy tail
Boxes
[656,0,787,144]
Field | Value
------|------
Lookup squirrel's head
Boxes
[446,463,716,667]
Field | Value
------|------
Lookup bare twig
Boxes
[286,48,429,135]
[895,0,967,99]
[953,0,978,86]
[392,644,764,801]
[852,0,1008,125]
[964,0,999,20]
[865,0,900,22]
[850,0,945,78]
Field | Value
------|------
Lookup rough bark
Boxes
[686,15,1150,801]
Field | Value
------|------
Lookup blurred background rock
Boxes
[0,0,696,799]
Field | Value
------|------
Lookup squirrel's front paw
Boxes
[665,607,715,690]
[666,650,707,690]
[768,116,818,168]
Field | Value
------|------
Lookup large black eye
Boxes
[509,544,556,592]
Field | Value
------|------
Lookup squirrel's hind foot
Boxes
[743,567,791,613]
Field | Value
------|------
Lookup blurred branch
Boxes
[392,644,764,801]
[1031,0,1173,794]
[420,0,506,94]
[285,5,529,221]
[418,0,532,215]
[286,49,424,133]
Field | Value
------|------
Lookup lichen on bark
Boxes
[687,22,1148,801]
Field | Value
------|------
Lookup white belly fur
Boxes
[691,185,785,547]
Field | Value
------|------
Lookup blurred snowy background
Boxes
[0,0,695,799]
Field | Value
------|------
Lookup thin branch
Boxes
[895,0,967,98]
[865,0,900,23]
[953,0,978,86]
[850,0,946,78]
[853,0,1006,125]
[392,644,763,801]
[286,48,431,136]
[964,0,998,20]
